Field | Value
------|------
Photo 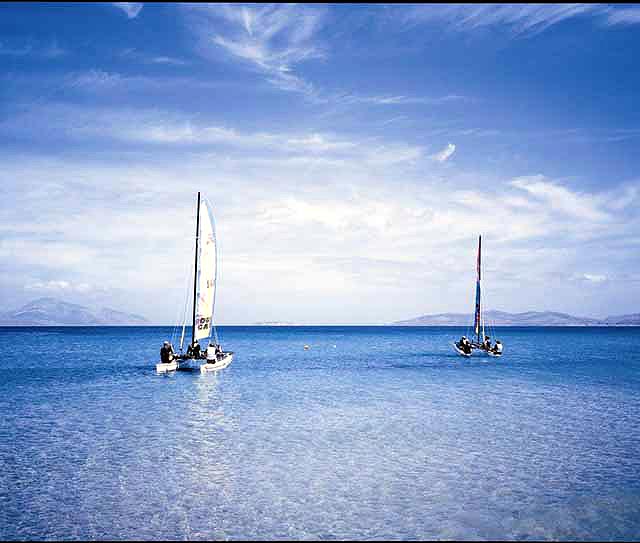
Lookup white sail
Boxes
[194,198,217,341]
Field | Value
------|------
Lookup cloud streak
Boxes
[183,4,326,95]
[397,4,611,37]
[432,143,456,162]
[510,175,610,222]
[0,38,66,58]
[605,6,640,26]
[112,3,143,19]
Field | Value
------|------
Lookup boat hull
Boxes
[453,343,472,357]
[156,360,178,373]
[200,352,234,372]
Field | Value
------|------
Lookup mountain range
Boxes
[0,298,149,326]
[2,298,638,327]
[394,310,640,326]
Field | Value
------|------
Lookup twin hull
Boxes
[156,353,234,373]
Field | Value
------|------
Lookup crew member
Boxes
[160,341,174,364]
[187,339,202,359]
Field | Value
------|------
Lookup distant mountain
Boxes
[95,307,149,325]
[0,297,149,326]
[394,310,637,326]
[253,321,297,326]
[602,313,640,326]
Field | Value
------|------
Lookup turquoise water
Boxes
[1,326,639,540]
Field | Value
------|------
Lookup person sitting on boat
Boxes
[215,343,223,357]
[160,341,175,364]
[187,339,202,359]
[457,336,472,355]
[492,340,503,355]
[483,335,491,351]
[206,343,216,361]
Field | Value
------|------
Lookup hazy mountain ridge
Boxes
[394,310,639,326]
[0,298,149,326]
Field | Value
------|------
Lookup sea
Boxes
[1,325,639,541]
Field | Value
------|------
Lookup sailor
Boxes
[483,335,491,351]
[215,343,223,356]
[160,341,174,364]
[206,343,216,361]
[458,336,471,355]
[493,340,503,355]
[187,339,202,359]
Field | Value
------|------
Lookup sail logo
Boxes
[197,316,210,330]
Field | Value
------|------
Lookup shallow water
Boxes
[1,326,639,540]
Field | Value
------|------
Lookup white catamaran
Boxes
[156,192,233,373]
[453,235,504,358]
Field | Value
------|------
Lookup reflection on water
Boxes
[0,326,639,540]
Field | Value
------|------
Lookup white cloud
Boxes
[510,175,609,221]
[112,3,143,19]
[605,7,640,26]
[582,274,608,283]
[0,102,424,167]
[183,4,326,95]
[2,116,639,322]
[151,56,188,66]
[431,143,456,162]
[25,280,92,293]
[345,94,470,106]
[399,4,607,37]
[0,38,66,59]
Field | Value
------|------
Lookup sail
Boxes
[194,198,217,341]
[473,235,482,341]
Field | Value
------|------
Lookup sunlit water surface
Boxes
[1,326,639,540]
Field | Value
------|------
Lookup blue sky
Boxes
[1,3,640,324]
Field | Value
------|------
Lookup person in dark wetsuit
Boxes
[160,341,174,364]
[483,335,491,351]
[457,336,472,355]
[187,339,202,359]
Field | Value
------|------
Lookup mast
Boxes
[191,191,201,346]
[474,235,482,345]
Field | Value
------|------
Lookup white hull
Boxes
[453,343,472,357]
[156,360,178,373]
[201,352,233,372]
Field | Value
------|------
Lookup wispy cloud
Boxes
[335,93,471,107]
[0,102,422,166]
[183,4,326,95]
[2,145,638,322]
[577,273,608,283]
[398,4,608,37]
[510,175,610,221]
[605,6,640,26]
[25,279,92,293]
[112,3,143,19]
[431,143,456,162]
[0,38,66,59]
[119,48,189,66]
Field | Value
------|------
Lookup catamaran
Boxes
[156,192,233,373]
[452,235,504,358]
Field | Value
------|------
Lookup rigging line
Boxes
[170,245,194,349]
[211,199,220,346]
[179,258,194,352]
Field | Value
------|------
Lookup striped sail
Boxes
[194,198,217,341]
[474,235,482,341]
